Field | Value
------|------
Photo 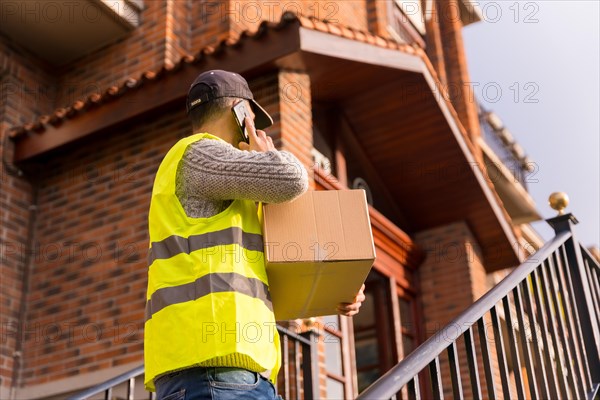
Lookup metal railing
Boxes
[358,214,600,400]
[581,245,600,329]
[67,365,147,400]
[68,326,319,400]
[278,327,320,400]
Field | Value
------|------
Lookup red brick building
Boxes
[1,1,543,398]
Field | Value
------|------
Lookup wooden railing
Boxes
[358,213,600,400]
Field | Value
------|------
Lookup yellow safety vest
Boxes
[144,133,280,391]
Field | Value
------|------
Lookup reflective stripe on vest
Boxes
[144,133,280,392]
[148,226,263,263]
[145,272,273,321]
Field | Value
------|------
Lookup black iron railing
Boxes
[581,245,600,327]
[68,326,319,400]
[278,327,320,399]
[66,364,147,400]
[358,214,600,400]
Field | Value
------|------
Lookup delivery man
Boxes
[144,70,365,399]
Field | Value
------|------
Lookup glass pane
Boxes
[326,377,345,399]
[402,334,414,358]
[357,369,380,393]
[396,0,425,33]
[355,271,398,393]
[322,315,340,331]
[324,335,343,376]
[353,291,375,329]
[355,336,378,367]
[399,297,414,333]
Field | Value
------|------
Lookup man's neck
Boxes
[196,121,239,147]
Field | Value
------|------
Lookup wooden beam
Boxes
[299,27,423,73]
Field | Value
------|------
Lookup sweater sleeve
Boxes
[178,139,309,204]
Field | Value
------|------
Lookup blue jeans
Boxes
[154,366,282,400]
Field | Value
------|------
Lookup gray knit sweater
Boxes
[176,138,309,218]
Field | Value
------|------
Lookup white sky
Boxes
[462,0,600,247]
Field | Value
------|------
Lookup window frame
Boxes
[386,0,426,48]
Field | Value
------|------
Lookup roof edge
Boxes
[9,12,421,141]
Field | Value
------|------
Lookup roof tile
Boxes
[295,15,314,30]
[365,33,377,45]
[10,12,421,139]
[326,22,343,37]
[375,36,388,48]
[48,114,62,126]
[89,93,102,104]
[225,37,240,47]
[312,18,330,33]
[346,27,360,40]
[353,29,367,43]
[142,71,157,81]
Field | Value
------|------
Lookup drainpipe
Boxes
[10,194,37,400]
[2,134,38,400]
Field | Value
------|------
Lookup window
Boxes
[353,270,421,394]
[322,315,352,398]
[353,271,397,392]
[387,0,426,47]
[395,1,426,34]
[312,105,336,179]
[398,295,418,358]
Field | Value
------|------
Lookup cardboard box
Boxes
[262,189,376,320]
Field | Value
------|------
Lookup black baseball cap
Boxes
[186,70,273,129]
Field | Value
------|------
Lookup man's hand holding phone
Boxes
[237,116,275,153]
[232,100,274,153]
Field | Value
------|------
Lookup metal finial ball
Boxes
[303,317,317,328]
[549,192,569,215]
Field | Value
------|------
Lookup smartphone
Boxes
[232,101,253,143]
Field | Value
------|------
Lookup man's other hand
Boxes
[337,284,366,317]
[238,117,275,152]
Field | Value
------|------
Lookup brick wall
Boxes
[16,106,189,389]
[6,0,393,117]
[5,67,319,395]
[415,221,508,399]
[229,0,369,39]
[424,0,447,86]
[370,0,393,38]
[54,1,171,108]
[1,36,56,396]
[263,70,343,399]
[435,0,481,142]
[165,0,192,66]
[255,69,331,397]
[53,0,235,110]
[0,39,56,125]
[249,69,315,174]
[277,70,314,175]
[1,0,502,396]
[0,137,34,398]
[191,0,233,53]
